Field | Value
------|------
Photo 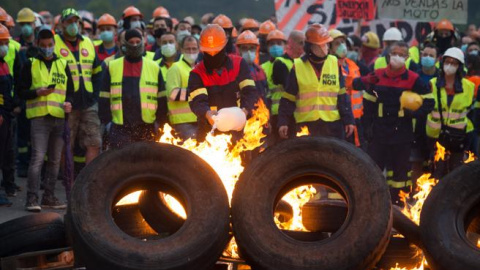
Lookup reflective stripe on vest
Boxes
[342,58,363,118]
[374,56,412,70]
[54,34,96,93]
[426,77,475,138]
[108,57,160,125]
[26,58,68,119]
[261,57,293,115]
[294,55,341,123]
[166,60,197,124]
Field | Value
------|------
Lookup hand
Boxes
[36,87,54,96]
[205,110,218,126]
[361,72,380,85]
[279,125,289,139]
[64,102,72,113]
[345,124,355,138]
[13,106,21,115]
[0,115,3,127]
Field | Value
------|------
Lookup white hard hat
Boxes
[383,27,403,42]
[212,107,247,132]
[443,47,464,64]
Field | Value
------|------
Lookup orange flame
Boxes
[434,142,446,162]
[465,151,477,163]
[296,126,310,137]
[274,185,317,231]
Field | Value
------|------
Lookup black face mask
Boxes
[203,49,226,69]
[259,35,268,53]
[436,35,453,55]
[123,42,144,60]
[154,28,167,38]
[304,42,327,62]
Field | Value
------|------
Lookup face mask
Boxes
[241,50,256,64]
[124,42,144,59]
[269,45,284,58]
[346,51,358,61]
[147,34,155,45]
[469,50,479,56]
[100,31,114,43]
[193,34,200,40]
[421,56,436,68]
[0,45,8,58]
[66,22,79,36]
[443,63,458,75]
[183,53,198,65]
[203,49,226,69]
[39,47,54,58]
[335,43,347,58]
[130,21,142,30]
[304,42,327,62]
[176,30,191,43]
[389,55,406,69]
[161,43,177,57]
[461,44,468,53]
[21,24,33,37]
[154,28,166,38]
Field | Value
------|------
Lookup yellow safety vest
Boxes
[409,46,420,64]
[54,34,98,92]
[108,57,160,125]
[26,58,68,119]
[261,57,293,115]
[290,55,343,123]
[5,39,20,77]
[374,56,412,70]
[145,51,155,60]
[93,40,103,46]
[426,77,475,138]
[165,60,197,124]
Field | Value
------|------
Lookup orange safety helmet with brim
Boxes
[199,24,227,56]
[153,6,170,18]
[236,30,259,46]
[266,29,287,43]
[123,6,143,19]
[0,7,7,22]
[97,13,117,27]
[305,23,332,46]
[212,14,233,29]
[0,24,11,40]
[259,20,276,35]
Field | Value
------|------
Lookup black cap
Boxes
[37,25,54,40]
[125,29,143,41]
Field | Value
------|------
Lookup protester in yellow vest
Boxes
[426,47,476,178]
[278,23,355,140]
[17,27,74,212]
[54,8,103,165]
[165,36,198,140]
[99,29,167,149]
[153,32,180,81]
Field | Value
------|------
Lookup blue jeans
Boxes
[27,116,65,199]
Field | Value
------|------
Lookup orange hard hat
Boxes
[83,20,92,30]
[212,14,233,29]
[305,23,332,46]
[242,18,259,30]
[153,6,170,18]
[436,19,454,31]
[199,24,227,56]
[267,29,286,42]
[0,7,7,22]
[123,6,143,19]
[97,13,117,27]
[236,30,259,46]
[259,20,276,35]
[5,14,14,28]
[39,11,52,17]
[54,14,61,25]
[0,24,11,40]
[232,27,238,38]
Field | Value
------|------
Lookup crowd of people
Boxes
[0,5,479,210]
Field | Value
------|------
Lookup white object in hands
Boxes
[212,107,247,132]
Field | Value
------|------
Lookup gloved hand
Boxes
[361,72,380,85]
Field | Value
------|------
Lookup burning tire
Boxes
[301,199,347,233]
[231,137,392,270]
[420,160,480,270]
[392,205,423,248]
[0,212,67,257]
[67,142,230,270]
[375,235,422,269]
[112,203,159,238]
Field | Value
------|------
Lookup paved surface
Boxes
[0,176,67,224]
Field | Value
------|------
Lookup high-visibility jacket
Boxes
[261,57,293,115]
[165,59,197,124]
[341,58,363,119]
[26,58,68,119]
[108,57,160,125]
[289,55,343,123]
[5,39,20,77]
[426,77,475,139]
[409,46,420,64]
[374,56,413,70]
[54,34,98,92]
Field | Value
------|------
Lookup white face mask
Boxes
[183,53,198,65]
[161,43,177,57]
[130,21,142,30]
[390,55,406,68]
[443,63,458,75]
[176,30,191,43]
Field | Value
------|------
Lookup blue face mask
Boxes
[39,47,54,58]
[21,24,33,37]
[269,45,284,58]
[66,22,79,36]
[241,50,256,64]
[100,31,114,43]
[146,34,155,45]
[461,44,468,53]
[421,56,436,68]
[469,50,479,56]
[346,51,358,61]
[335,43,348,58]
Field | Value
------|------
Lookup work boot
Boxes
[25,195,41,212]
[0,194,12,207]
[41,195,67,209]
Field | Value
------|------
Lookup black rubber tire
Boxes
[112,203,159,238]
[301,199,347,232]
[420,160,480,270]
[392,205,423,248]
[375,236,422,269]
[67,142,230,270]
[138,190,185,235]
[231,137,392,270]
[274,200,294,223]
[0,212,67,257]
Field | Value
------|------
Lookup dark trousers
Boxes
[368,141,412,205]
[109,124,155,150]
[0,116,16,194]
[346,118,366,150]
[16,107,31,173]
[299,119,345,140]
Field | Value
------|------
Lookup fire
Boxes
[390,261,425,270]
[296,126,310,137]
[434,142,445,162]
[477,239,480,248]
[400,174,438,226]
[274,185,317,231]
[116,191,142,206]
[465,151,477,163]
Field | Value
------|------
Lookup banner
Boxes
[336,0,375,20]
[275,0,434,45]
[377,0,468,24]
